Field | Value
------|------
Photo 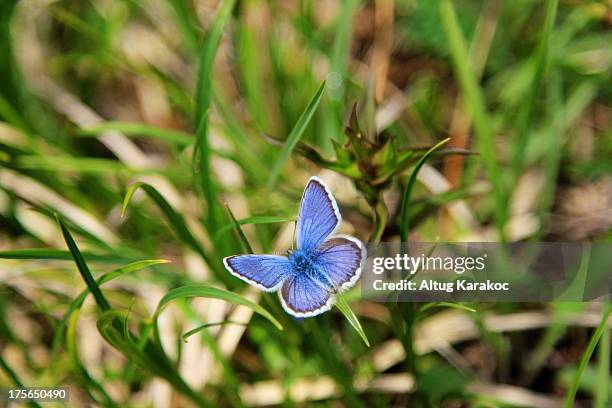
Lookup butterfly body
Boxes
[287,248,334,291]
[287,249,315,276]
[224,177,366,318]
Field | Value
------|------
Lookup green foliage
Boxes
[0,0,610,406]
[335,295,370,347]
[156,284,282,331]
[400,138,450,242]
[439,0,505,238]
[122,182,212,267]
[79,122,194,146]
[564,304,611,408]
[57,215,111,311]
[194,0,237,238]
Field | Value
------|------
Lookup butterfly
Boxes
[223,177,366,318]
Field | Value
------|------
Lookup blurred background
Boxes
[0,0,611,406]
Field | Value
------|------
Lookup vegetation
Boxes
[0,0,610,406]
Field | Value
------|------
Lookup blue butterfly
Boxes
[223,177,366,318]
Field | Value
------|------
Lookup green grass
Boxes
[79,121,195,146]
[595,318,610,408]
[400,137,450,242]
[564,303,611,408]
[0,0,610,406]
[194,0,237,247]
[439,0,505,238]
[57,215,112,311]
[266,80,327,189]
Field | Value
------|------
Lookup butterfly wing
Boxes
[223,255,292,292]
[279,273,334,318]
[314,235,365,291]
[296,177,341,253]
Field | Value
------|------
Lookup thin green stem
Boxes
[439,0,506,240]
[0,354,43,408]
[595,314,610,408]
[511,0,559,180]
[564,303,611,408]
[399,138,449,243]
[389,303,429,407]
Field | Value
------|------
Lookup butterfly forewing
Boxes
[223,255,292,292]
[296,177,341,252]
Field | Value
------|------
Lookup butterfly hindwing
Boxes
[279,273,333,318]
[314,235,365,291]
[223,255,292,292]
[296,177,341,253]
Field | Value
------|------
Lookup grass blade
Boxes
[193,0,236,236]
[564,303,612,408]
[267,81,326,189]
[305,318,365,407]
[439,0,506,239]
[399,138,450,242]
[418,302,476,314]
[17,155,142,174]
[182,321,246,342]
[66,310,118,407]
[335,295,370,347]
[320,0,358,147]
[51,259,170,362]
[122,182,210,265]
[225,204,254,254]
[214,215,295,241]
[155,284,283,331]
[78,121,194,146]
[57,215,111,311]
[165,0,200,53]
[0,93,27,130]
[173,299,244,404]
[595,313,610,408]
[520,304,570,386]
[0,248,125,263]
[96,310,212,408]
[236,17,268,131]
[511,0,559,179]
[96,259,170,286]
[0,355,43,408]
[195,0,236,121]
